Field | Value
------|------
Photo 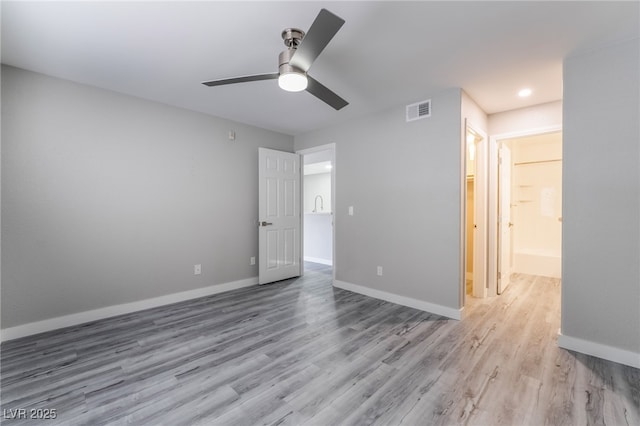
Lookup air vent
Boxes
[406,99,431,122]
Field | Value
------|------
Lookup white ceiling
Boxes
[2,1,638,136]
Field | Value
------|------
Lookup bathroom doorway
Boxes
[489,130,563,295]
[297,144,335,278]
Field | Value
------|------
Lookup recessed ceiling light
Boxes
[518,88,532,97]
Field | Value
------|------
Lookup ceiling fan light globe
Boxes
[278,72,308,92]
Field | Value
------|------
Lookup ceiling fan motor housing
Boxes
[279,28,306,76]
[279,48,305,76]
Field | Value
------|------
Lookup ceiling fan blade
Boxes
[289,9,345,72]
[306,76,348,110]
[202,73,279,87]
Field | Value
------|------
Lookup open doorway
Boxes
[463,123,488,304]
[297,144,335,278]
[490,130,563,295]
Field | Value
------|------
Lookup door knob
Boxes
[508,222,514,228]
[260,221,273,227]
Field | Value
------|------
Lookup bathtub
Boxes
[514,248,561,278]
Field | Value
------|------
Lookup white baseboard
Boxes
[0,277,258,342]
[557,332,640,369]
[304,256,333,266]
[334,280,462,320]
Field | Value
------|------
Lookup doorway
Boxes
[463,123,488,304]
[297,144,336,278]
[488,129,563,295]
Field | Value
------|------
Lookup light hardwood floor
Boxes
[1,264,639,425]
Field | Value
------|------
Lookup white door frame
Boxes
[296,143,336,282]
[497,142,513,294]
[462,121,488,303]
[487,125,562,296]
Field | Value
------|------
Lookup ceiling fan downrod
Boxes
[279,28,307,86]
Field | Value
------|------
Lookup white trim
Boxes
[470,123,488,300]
[304,256,333,266]
[297,143,336,283]
[296,143,336,156]
[558,332,640,369]
[0,277,258,342]
[334,280,463,320]
[490,125,562,142]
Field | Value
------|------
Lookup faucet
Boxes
[313,195,324,212]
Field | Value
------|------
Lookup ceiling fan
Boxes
[202,9,348,110]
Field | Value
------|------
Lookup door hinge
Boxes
[498,271,502,279]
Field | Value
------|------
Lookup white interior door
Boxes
[498,144,512,294]
[258,148,301,284]
[472,135,487,298]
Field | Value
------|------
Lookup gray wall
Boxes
[461,91,488,133]
[562,38,640,354]
[1,66,293,328]
[295,88,463,310]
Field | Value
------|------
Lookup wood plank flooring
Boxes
[1,264,639,425]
